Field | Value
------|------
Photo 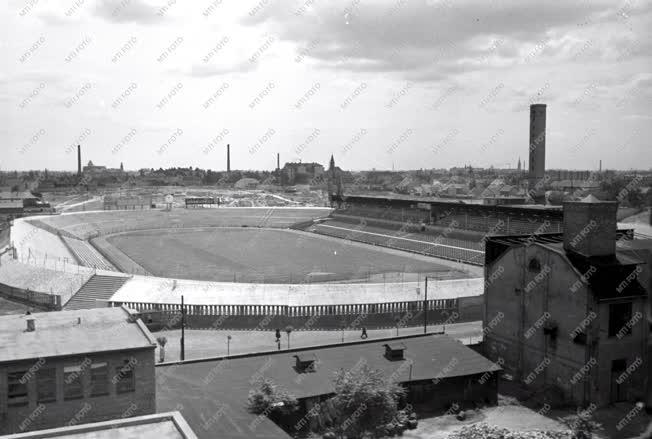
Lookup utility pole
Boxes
[424,277,429,334]
[180,295,186,361]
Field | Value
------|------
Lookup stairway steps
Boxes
[63,274,129,310]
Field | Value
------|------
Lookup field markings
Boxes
[317,224,485,254]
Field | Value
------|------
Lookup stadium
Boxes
[0,199,504,331]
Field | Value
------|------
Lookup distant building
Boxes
[0,306,157,434]
[281,162,324,186]
[82,161,125,180]
[234,177,259,190]
[483,196,650,407]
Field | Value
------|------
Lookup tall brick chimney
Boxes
[563,195,618,257]
[528,104,546,203]
[77,144,82,176]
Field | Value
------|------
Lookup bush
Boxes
[246,378,298,416]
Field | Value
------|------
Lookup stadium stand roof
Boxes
[157,333,501,439]
[0,306,156,364]
[109,276,483,306]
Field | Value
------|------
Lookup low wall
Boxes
[129,297,482,331]
[0,282,61,310]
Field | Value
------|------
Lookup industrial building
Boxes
[0,306,157,434]
[483,196,651,407]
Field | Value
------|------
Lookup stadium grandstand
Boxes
[299,194,565,265]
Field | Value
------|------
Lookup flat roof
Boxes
[0,306,156,364]
[156,333,500,439]
[109,277,483,306]
[3,412,197,439]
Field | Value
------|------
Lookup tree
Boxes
[156,336,167,363]
[246,378,298,416]
[331,364,406,438]
[285,325,293,349]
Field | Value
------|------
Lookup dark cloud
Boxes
[241,0,627,81]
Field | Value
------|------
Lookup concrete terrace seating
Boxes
[61,236,117,271]
[312,220,485,265]
[0,260,93,307]
[33,208,332,240]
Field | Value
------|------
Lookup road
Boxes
[154,320,482,362]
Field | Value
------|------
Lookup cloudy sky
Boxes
[1,0,651,172]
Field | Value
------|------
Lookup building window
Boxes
[608,302,633,337]
[90,362,109,397]
[64,365,84,400]
[37,368,57,403]
[528,258,541,273]
[115,360,136,394]
[7,371,29,406]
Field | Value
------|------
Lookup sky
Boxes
[1,0,651,172]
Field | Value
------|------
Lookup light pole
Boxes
[422,277,434,334]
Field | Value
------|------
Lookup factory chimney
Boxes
[277,153,280,171]
[227,144,231,173]
[77,145,82,176]
[528,104,546,203]
[599,160,602,173]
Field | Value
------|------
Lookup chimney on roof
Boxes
[26,319,35,332]
[563,195,618,257]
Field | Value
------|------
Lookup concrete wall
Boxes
[0,348,156,435]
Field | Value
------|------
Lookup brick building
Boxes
[483,195,650,407]
[0,306,157,434]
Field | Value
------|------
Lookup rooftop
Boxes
[156,333,500,439]
[0,306,156,364]
[3,412,196,439]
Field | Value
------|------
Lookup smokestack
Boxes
[599,160,602,172]
[77,145,82,176]
[528,104,546,203]
[227,144,230,173]
[277,153,280,171]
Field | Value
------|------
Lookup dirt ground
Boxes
[403,396,652,439]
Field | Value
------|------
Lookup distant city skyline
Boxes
[2,0,651,172]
